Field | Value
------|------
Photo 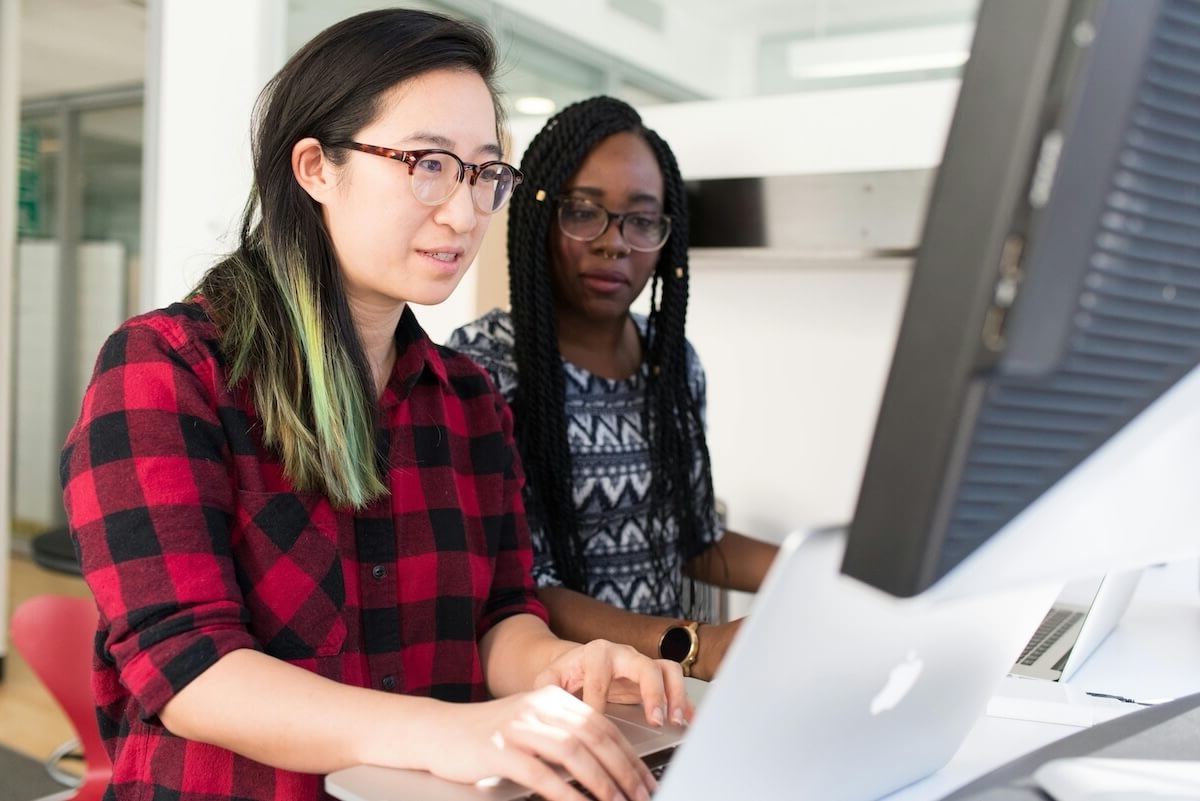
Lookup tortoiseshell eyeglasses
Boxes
[332,141,523,214]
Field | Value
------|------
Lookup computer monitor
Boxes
[841,0,1200,599]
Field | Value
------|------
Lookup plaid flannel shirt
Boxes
[61,300,547,801]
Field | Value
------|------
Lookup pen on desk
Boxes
[1085,691,1153,706]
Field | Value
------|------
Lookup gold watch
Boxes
[658,620,701,677]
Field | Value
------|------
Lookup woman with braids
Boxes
[449,96,779,683]
[59,13,687,801]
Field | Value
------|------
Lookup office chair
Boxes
[10,595,112,801]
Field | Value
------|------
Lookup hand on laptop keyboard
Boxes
[525,747,675,801]
[428,685,659,801]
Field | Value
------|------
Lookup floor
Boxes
[1,551,92,760]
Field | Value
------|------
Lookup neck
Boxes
[350,300,405,398]
[556,309,642,380]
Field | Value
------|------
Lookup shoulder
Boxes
[445,308,520,400]
[684,334,705,379]
[432,340,505,399]
[99,299,224,376]
[634,312,706,385]
[447,308,516,353]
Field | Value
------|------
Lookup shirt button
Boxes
[371,564,386,579]
[381,675,397,691]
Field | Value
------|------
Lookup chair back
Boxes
[11,594,113,801]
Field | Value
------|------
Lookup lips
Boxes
[419,249,462,262]
[580,269,629,285]
[580,269,630,295]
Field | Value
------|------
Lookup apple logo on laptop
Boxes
[870,650,924,715]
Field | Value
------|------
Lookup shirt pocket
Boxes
[232,490,347,659]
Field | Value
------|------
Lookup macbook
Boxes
[1010,569,1143,682]
[326,527,1059,801]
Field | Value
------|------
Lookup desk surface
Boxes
[883,558,1200,801]
[326,559,1200,801]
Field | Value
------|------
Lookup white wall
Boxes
[0,0,20,666]
[686,260,912,536]
[141,0,287,312]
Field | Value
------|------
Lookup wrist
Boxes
[691,625,717,680]
[354,694,447,770]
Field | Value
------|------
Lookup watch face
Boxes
[660,626,693,663]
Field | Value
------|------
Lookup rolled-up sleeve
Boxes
[476,392,548,634]
[61,318,258,719]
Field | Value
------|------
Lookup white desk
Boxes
[326,559,1200,801]
[882,558,1200,801]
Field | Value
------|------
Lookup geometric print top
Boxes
[448,308,721,618]
[60,300,546,801]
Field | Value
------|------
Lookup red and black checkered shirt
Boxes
[61,300,547,801]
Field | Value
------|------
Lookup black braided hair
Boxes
[507,96,717,613]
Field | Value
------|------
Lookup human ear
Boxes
[292,137,338,202]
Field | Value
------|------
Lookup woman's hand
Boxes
[534,638,693,728]
[429,685,656,801]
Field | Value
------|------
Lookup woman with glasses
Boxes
[59,12,686,801]
[449,96,779,683]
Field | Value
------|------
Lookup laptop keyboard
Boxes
[1017,607,1084,666]
[524,746,675,800]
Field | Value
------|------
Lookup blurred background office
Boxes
[0,0,980,755]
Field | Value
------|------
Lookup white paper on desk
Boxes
[1034,757,1200,800]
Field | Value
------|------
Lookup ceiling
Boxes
[19,0,145,99]
[17,0,980,108]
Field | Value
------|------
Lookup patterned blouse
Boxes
[448,308,721,617]
[61,300,545,801]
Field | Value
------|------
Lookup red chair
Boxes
[11,594,112,801]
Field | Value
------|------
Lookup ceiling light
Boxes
[514,96,557,115]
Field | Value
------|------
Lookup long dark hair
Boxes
[507,96,716,608]
[193,9,502,508]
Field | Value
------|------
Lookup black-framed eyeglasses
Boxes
[332,141,523,213]
[556,195,672,252]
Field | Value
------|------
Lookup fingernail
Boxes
[671,708,686,726]
[652,705,666,726]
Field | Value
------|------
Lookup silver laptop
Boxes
[1010,569,1143,682]
[326,528,1059,801]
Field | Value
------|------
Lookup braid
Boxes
[508,97,717,607]
[641,127,717,616]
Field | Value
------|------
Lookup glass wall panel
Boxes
[12,113,62,538]
[77,104,142,393]
[10,100,142,540]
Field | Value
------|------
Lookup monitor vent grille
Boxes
[939,0,1200,572]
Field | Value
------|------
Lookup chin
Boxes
[408,272,471,306]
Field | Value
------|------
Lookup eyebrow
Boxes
[566,186,663,207]
[405,131,503,161]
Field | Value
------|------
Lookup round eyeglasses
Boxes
[333,141,523,214]
[556,196,672,252]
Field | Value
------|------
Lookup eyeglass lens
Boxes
[410,152,518,213]
[557,198,670,251]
